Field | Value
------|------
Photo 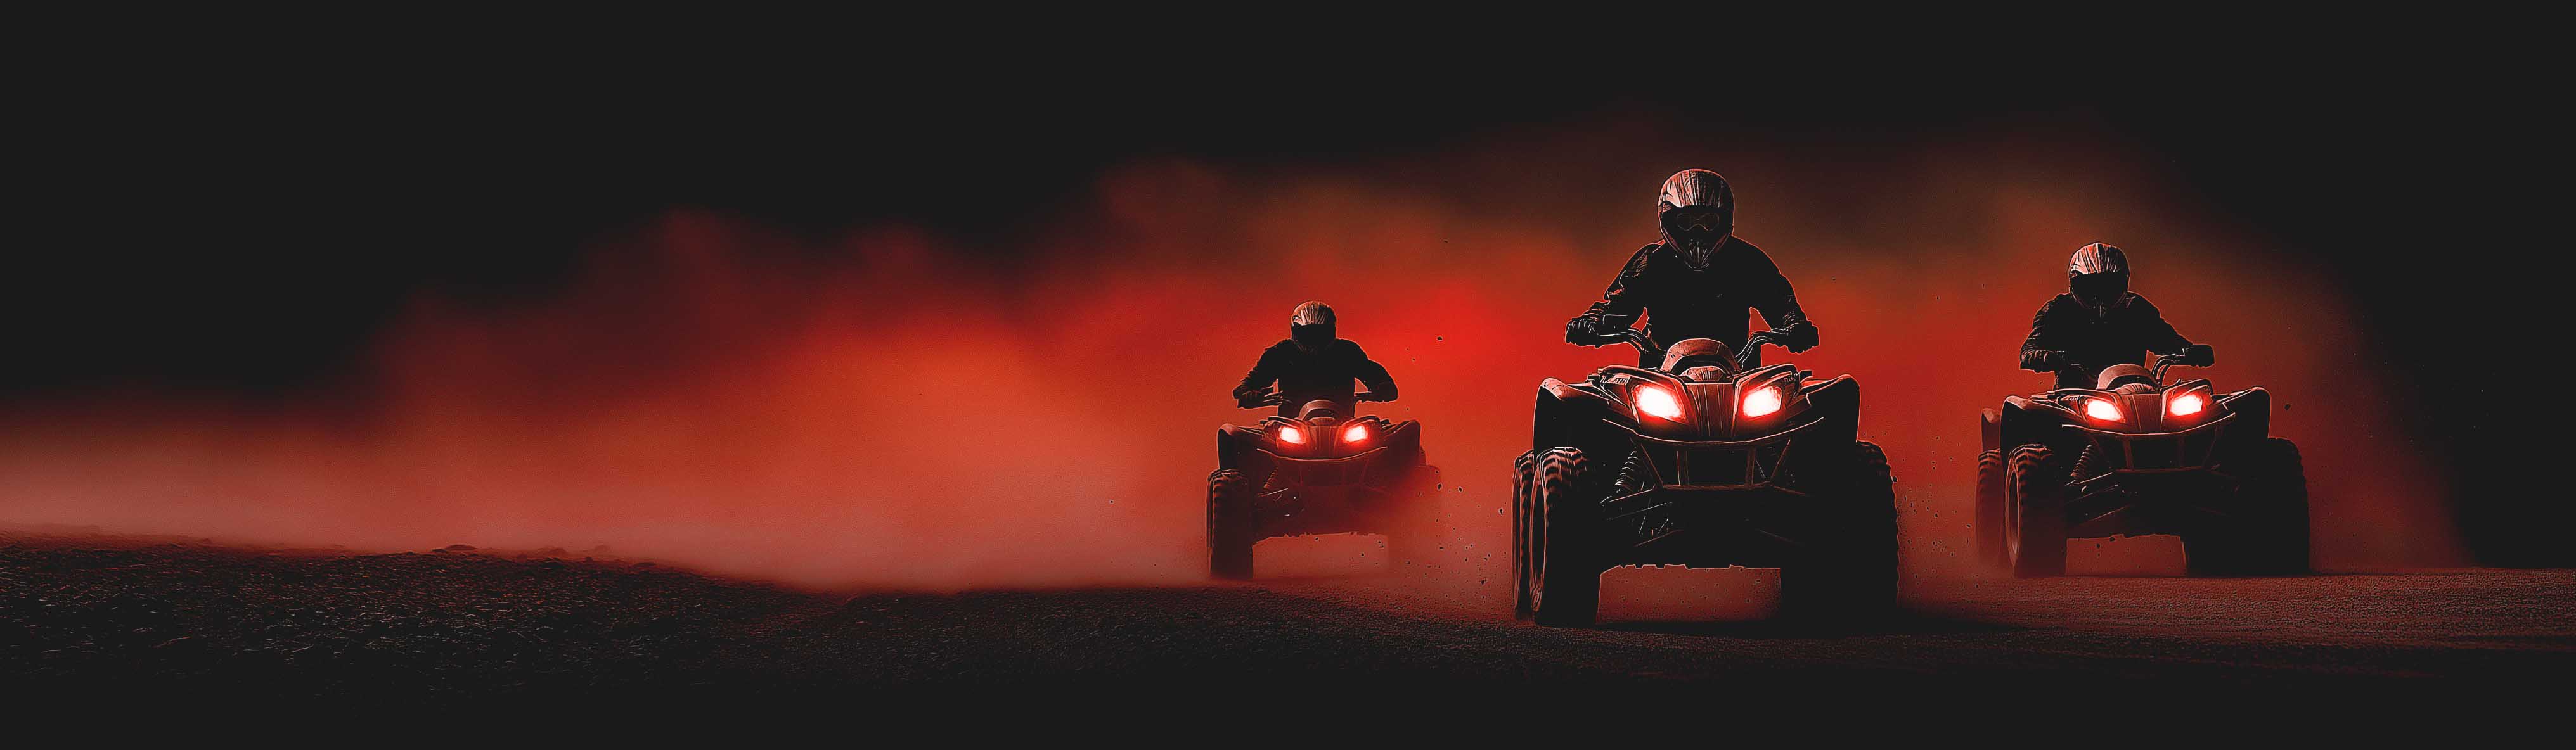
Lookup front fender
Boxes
[1533,378,1628,456]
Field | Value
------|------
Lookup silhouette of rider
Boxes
[1564,168,1819,367]
[1232,301,1398,417]
[2019,242,2215,389]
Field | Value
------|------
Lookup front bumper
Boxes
[1613,412,1831,491]
[2066,412,2238,483]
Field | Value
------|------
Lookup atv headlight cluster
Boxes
[2082,397,2125,424]
[1740,386,1783,418]
[1633,384,1686,422]
[2164,383,2215,423]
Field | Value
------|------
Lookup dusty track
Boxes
[6,533,2570,708]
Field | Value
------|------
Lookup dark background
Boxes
[9,24,2563,564]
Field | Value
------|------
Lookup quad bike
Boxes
[1514,316,1897,626]
[1976,353,2308,577]
[1206,392,1442,580]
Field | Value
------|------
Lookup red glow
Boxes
[2085,398,2124,423]
[2169,391,2206,417]
[1741,386,1782,417]
[1277,426,1306,444]
[1342,423,1369,443]
[0,120,2470,595]
[1634,385,1685,421]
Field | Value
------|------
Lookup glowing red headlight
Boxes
[1277,426,1306,444]
[2083,398,2124,423]
[1741,386,1782,417]
[1634,385,1685,421]
[2168,392,2205,417]
[1342,424,1369,443]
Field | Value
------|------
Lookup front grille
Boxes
[1266,449,1388,488]
[1684,447,1750,486]
[1638,441,1777,488]
[2081,415,2229,474]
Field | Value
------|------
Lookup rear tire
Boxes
[1207,469,1257,580]
[2006,445,2068,578]
[1529,448,1602,628]
[1974,449,2006,571]
[1511,450,1536,619]
[1780,441,1900,620]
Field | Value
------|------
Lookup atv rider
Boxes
[1232,300,1398,418]
[1564,168,1819,366]
[2018,242,2215,389]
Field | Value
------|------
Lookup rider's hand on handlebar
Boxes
[1235,390,1276,409]
[2179,343,2215,367]
[1779,321,1820,353]
[1564,314,1604,345]
[1356,391,1390,403]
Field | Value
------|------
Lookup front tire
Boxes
[1974,449,2006,571]
[2006,445,2068,578]
[2189,438,2312,575]
[1528,448,1603,628]
[1511,450,1537,618]
[1779,440,1900,620]
[1207,469,1257,580]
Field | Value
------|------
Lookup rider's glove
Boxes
[2022,348,2068,372]
[2179,343,2215,367]
[1234,389,1270,408]
[1777,311,1820,353]
[1356,391,1390,403]
[1564,314,1604,345]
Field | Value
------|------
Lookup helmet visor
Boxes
[1290,322,1335,352]
[2070,272,2130,311]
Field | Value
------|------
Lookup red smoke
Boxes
[0,117,2462,596]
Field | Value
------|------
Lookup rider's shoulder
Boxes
[1265,338,1302,355]
[2040,293,2084,314]
[2123,293,2160,314]
[1715,236,1776,267]
[1623,243,1665,270]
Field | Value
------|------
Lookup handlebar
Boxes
[2151,352,2196,382]
[1582,315,1788,371]
[1236,391,1389,410]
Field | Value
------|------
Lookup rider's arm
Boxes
[1734,242,1818,352]
[2019,302,2069,372]
[1349,343,1397,401]
[1233,346,1282,400]
[1569,246,1656,341]
[2129,296,2213,365]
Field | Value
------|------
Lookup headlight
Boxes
[2168,391,2205,417]
[1741,386,1782,417]
[1634,385,1685,421]
[1277,426,1306,444]
[2083,398,2124,423]
[1342,423,1369,443]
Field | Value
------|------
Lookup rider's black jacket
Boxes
[1575,238,1810,365]
[2019,293,2199,389]
[1233,338,1397,417]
